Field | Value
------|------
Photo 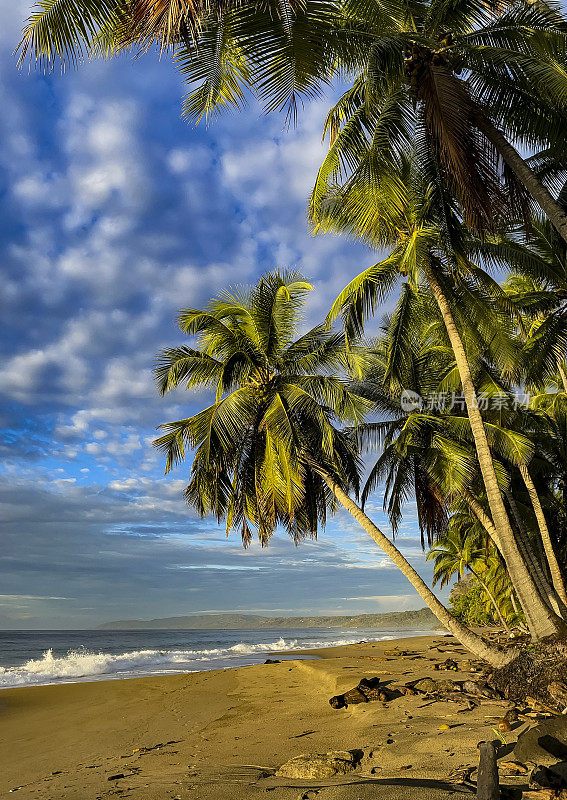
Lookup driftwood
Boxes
[476,741,500,800]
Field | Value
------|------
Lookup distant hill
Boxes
[97,608,439,630]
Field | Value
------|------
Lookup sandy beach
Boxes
[0,634,528,800]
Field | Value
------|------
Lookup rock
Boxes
[529,764,567,791]
[297,792,319,800]
[330,676,385,708]
[342,687,368,705]
[275,751,360,779]
[438,724,450,731]
[460,679,500,698]
[264,658,280,664]
[414,678,456,693]
[515,718,567,766]
[107,774,125,781]
[358,677,383,700]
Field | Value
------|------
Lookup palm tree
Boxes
[357,304,566,619]
[154,268,513,665]
[312,151,567,640]
[427,519,511,632]
[19,0,567,239]
[493,211,567,393]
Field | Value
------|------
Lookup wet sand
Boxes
[0,634,526,799]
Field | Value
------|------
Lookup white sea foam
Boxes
[0,634,398,689]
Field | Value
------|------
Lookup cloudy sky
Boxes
[0,2,448,629]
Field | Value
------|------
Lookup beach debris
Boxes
[497,718,513,732]
[498,760,529,776]
[384,648,409,657]
[457,659,484,673]
[128,740,181,757]
[438,724,451,731]
[433,658,458,671]
[476,740,500,800]
[107,773,125,781]
[329,676,384,708]
[522,791,567,799]
[460,679,501,699]
[275,750,362,779]
[264,659,280,664]
[549,682,567,710]
[297,791,319,800]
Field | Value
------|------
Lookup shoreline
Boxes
[0,627,445,691]
[0,632,529,799]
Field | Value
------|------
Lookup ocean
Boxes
[0,627,442,689]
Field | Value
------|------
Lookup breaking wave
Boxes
[0,634,392,689]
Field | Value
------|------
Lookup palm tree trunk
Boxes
[558,362,567,394]
[518,460,567,607]
[503,490,563,615]
[461,489,560,620]
[510,591,529,633]
[505,490,545,570]
[321,473,515,667]
[425,264,567,640]
[471,569,511,632]
[476,115,567,246]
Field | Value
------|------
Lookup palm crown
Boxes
[154,269,370,546]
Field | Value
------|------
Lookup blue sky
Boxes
[0,1,446,629]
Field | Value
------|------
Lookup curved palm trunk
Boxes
[518,460,567,607]
[471,569,511,632]
[558,363,567,394]
[476,115,567,246]
[321,473,515,667]
[426,265,567,640]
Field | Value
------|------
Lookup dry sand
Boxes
[0,634,527,799]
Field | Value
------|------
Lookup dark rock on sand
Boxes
[514,718,567,767]
[264,659,280,664]
[529,764,567,790]
[330,677,383,708]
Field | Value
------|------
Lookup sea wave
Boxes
[0,634,393,689]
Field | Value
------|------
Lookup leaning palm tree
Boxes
[19,0,567,239]
[154,268,512,665]
[313,150,567,641]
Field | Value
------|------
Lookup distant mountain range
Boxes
[97,608,439,630]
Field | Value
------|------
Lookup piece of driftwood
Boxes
[476,740,500,800]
